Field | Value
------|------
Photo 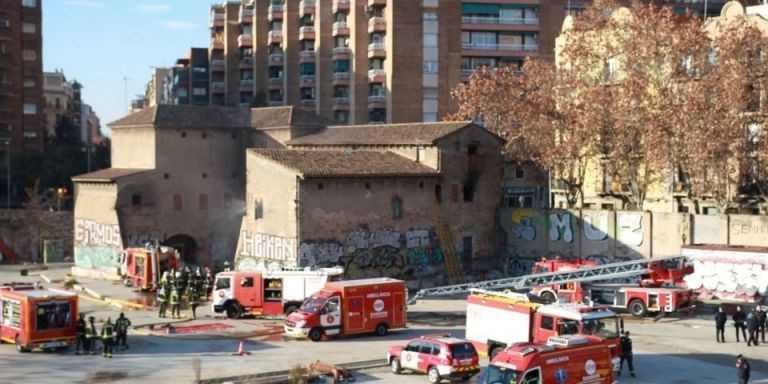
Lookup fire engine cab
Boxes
[122,244,179,291]
[0,283,78,353]
[466,288,621,367]
[477,335,615,384]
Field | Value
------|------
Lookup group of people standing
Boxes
[74,312,131,358]
[715,305,766,346]
[156,265,215,320]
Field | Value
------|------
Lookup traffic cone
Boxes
[232,339,250,356]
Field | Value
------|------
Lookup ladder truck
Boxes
[408,255,695,317]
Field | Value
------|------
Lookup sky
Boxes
[43,0,214,135]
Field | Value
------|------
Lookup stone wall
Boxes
[0,209,73,263]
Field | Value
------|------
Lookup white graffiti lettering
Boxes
[405,229,430,248]
[511,217,536,241]
[583,213,609,241]
[74,219,121,248]
[617,212,643,247]
[239,231,295,262]
[549,213,573,243]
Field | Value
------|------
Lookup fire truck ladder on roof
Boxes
[431,194,464,284]
[407,255,690,305]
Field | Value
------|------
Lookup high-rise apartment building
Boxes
[0,0,44,150]
[163,48,210,106]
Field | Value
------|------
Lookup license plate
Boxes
[460,359,472,365]
[41,341,65,348]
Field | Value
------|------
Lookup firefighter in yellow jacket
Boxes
[101,317,115,358]
[170,288,181,319]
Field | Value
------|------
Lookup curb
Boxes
[195,359,387,384]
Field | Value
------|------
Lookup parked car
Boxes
[387,334,480,383]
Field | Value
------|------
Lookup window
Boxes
[22,0,37,7]
[423,12,438,21]
[423,113,438,122]
[131,194,142,207]
[540,316,553,330]
[35,302,71,331]
[241,277,254,287]
[334,110,348,123]
[423,87,438,99]
[406,342,422,352]
[23,103,37,115]
[333,60,350,73]
[199,194,208,210]
[419,342,437,354]
[521,369,541,384]
[515,166,525,179]
[22,49,36,61]
[193,88,206,96]
[423,60,438,74]
[463,183,474,201]
[0,20,10,29]
[22,23,36,34]
[173,194,183,211]
[193,67,207,73]
[423,33,438,47]
[254,198,263,219]
[215,277,230,290]
[604,58,616,81]
[391,196,403,219]
[23,131,37,138]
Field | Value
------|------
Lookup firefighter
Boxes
[737,354,750,384]
[618,330,635,377]
[734,305,748,342]
[157,285,168,318]
[167,268,177,290]
[193,267,203,294]
[63,273,76,290]
[85,316,98,355]
[746,308,759,346]
[203,268,214,300]
[170,287,181,319]
[715,306,727,343]
[115,312,131,350]
[179,266,189,295]
[159,270,170,291]
[758,306,767,343]
[188,285,200,320]
[101,317,115,358]
[74,313,86,355]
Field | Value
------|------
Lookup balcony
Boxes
[368,95,387,108]
[268,100,283,107]
[240,56,254,68]
[300,99,316,107]
[332,21,349,36]
[367,69,386,83]
[210,12,225,28]
[299,50,316,63]
[461,42,539,53]
[461,68,473,81]
[268,53,284,66]
[332,47,350,60]
[268,77,283,90]
[332,97,350,111]
[300,75,316,87]
[368,17,386,33]
[239,8,254,23]
[238,34,253,47]
[268,30,283,44]
[211,82,225,93]
[299,26,315,40]
[210,38,224,51]
[299,0,316,17]
[368,0,386,6]
[240,102,253,108]
[211,59,226,71]
[332,71,350,85]
[461,16,539,26]
[240,79,254,91]
[332,0,350,13]
[268,3,283,21]
[367,43,386,58]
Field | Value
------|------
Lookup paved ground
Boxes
[0,264,767,383]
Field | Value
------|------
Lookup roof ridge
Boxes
[328,120,471,129]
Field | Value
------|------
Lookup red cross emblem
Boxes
[326,315,335,323]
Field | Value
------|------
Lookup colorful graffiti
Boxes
[74,219,122,272]
[239,231,295,262]
[75,246,120,271]
[683,247,768,301]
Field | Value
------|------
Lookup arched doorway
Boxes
[163,234,198,265]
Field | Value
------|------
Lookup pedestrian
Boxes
[758,305,766,343]
[170,286,181,319]
[203,268,214,300]
[715,306,727,343]
[101,317,115,358]
[734,305,747,342]
[115,312,132,350]
[618,330,635,377]
[188,285,199,320]
[74,313,86,355]
[85,316,98,355]
[746,308,759,346]
[736,354,750,384]
[157,285,168,318]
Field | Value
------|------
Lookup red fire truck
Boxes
[212,267,344,318]
[284,278,407,341]
[0,283,78,352]
[531,257,696,317]
[476,335,616,384]
[466,288,621,365]
[122,244,179,291]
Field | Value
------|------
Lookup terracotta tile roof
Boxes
[72,168,152,182]
[250,106,336,129]
[110,105,251,128]
[285,121,475,146]
[250,149,439,178]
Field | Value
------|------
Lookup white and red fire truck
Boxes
[465,288,621,366]
[212,266,343,318]
[0,283,78,353]
[122,244,180,291]
[477,335,616,384]
[530,257,696,317]
[285,278,407,341]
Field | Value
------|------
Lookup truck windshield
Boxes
[582,317,619,339]
[479,366,521,384]
[215,277,230,290]
[300,295,326,314]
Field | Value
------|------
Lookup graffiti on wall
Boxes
[238,231,295,264]
[583,212,609,241]
[683,248,768,300]
[74,219,122,271]
[616,212,643,247]
[549,212,574,243]
[510,209,537,241]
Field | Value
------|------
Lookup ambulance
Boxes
[212,266,343,318]
[0,283,78,352]
[477,335,616,384]
[284,278,407,341]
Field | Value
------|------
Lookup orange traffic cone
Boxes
[232,339,250,356]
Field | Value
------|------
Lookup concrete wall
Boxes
[72,183,123,275]
[682,245,768,301]
[111,126,156,169]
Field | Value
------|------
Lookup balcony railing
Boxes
[299,26,315,40]
[238,34,253,46]
[299,0,316,16]
[461,43,539,52]
[239,8,254,21]
[368,95,387,103]
[300,75,316,83]
[332,21,349,36]
[300,50,316,59]
[268,100,283,106]
[240,79,254,86]
[368,69,386,81]
[240,56,254,64]
[461,16,539,25]
[211,82,225,90]
[210,38,224,50]
[268,4,284,13]
[268,30,283,43]
[368,43,385,51]
[211,59,226,70]
[332,97,349,105]
[269,77,283,85]
[268,53,284,66]
[333,0,350,13]
[368,17,386,32]
[300,99,316,106]
[333,72,350,80]
[332,47,350,55]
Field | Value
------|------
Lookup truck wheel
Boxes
[284,305,299,316]
[540,291,556,304]
[427,366,441,384]
[225,303,242,319]
[308,327,324,342]
[390,357,402,374]
[629,299,647,317]
[374,323,388,337]
[15,336,29,353]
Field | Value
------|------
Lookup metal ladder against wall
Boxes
[431,194,464,285]
[407,255,690,305]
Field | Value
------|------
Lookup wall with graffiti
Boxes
[682,245,768,301]
[74,218,123,272]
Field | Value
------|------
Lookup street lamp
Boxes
[56,187,67,211]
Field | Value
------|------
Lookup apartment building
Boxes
[42,70,74,137]
[163,48,210,106]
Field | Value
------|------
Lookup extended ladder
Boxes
[431,194,464,284]
[407,255,690,304]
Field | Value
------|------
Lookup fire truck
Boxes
[122,243,180,291]
[465,288,621,365]
[212,266,344,318]
[476,335,615,384]
[0,283,78,353]
[530,257,696,317]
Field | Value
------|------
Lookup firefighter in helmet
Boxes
[170,286,181,319]
[202,268,214,300]
[85,316,98,355]
[157,284,168,318]
[115,312,131,350]
[188,284,200,320]
[101,317,115,358]
[74,313,86,355]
